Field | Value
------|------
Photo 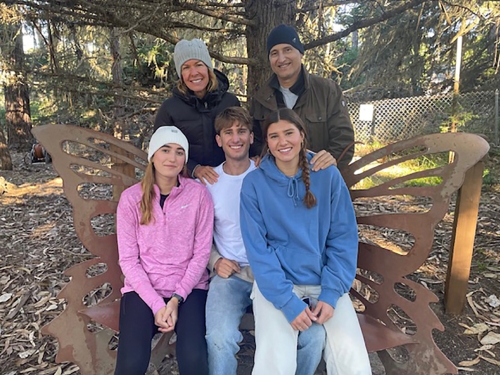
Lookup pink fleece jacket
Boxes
[116,176,214,315]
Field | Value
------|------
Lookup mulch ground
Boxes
[1,151,499,375]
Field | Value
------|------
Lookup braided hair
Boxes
[261,108,317,209]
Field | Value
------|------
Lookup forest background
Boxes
[1,0,500,169]
[1,2,500,375]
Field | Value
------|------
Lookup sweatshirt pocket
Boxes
[274,245,323,283]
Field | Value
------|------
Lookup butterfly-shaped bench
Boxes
[32,125,489,375]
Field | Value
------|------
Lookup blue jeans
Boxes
[206,275,325,375]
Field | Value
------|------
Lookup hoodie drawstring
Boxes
[287,178,300,206]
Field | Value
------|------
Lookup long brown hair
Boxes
[262,108,317,209]
[176,66,218,97]
[139,161,188,225]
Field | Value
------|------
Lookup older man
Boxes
[251,24,355,170]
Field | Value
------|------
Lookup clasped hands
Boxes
[154,297,179,333]
[291,301,334,331]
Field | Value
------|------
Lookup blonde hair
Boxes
[176,67,218,97]
[262,108,317,209]
[139,161,188,225]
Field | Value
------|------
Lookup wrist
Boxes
[213,258,222,272]
[191,164,201,178]
[172,293,184,304]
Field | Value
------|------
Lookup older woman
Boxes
[154,38,245,184]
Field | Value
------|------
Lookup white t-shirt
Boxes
[205,160,256,266]
[280,86,299,109]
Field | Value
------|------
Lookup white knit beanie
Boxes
[173,39,213,78]
[148,126,189,162]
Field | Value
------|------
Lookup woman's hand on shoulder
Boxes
[312,301,335,324]
[309,150,336,171]
[154,298,179,333]
[290,307,317,331]
[194,165,219,185]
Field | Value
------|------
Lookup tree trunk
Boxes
[0,128,13,171]
[109,28,133,201]
[244,0,296,98]
[47,20,60,73]
[5,23,32,152]
[110,27,126,138]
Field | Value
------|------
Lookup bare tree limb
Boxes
[199,1,245,8]
[164,22,245,34]
[208,51,255,65]
[304,0,436,49]
[179,2,255,26]
[300,0,363,13]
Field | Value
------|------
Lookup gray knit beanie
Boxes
[173,39,213,78]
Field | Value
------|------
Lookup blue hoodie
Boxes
[240,153,358,323]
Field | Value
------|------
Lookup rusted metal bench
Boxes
[33,125,489,375]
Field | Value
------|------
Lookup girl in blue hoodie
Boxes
[240,109,371,375]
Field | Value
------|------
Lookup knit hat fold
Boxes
[148,126,189,162]
[267,24,305,55]
[174,39,213,77]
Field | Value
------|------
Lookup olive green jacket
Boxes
[251,66,355,170]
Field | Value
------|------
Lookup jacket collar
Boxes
[256,65,310,108]
[269,65,307,96]
[152,175,188,199]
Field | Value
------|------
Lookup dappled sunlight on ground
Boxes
[1,177,63,204]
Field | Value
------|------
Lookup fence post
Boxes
[495,89,499,145]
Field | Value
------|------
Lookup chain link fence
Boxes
[346,90,499,145]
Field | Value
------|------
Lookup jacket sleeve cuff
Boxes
[319,288,343,309]
[280,295,308,323]
[191,164,201,178]
[208,244,223,274]
[174,288,188,302]
[151,297,166,316]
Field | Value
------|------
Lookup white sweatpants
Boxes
[251,283,372,375]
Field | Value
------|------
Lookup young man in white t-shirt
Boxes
[204,107,325,375]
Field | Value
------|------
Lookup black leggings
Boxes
[114,290,208,375]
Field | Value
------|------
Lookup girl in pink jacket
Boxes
[114,126,214,375]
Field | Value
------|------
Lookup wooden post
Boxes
[444,160,484,315]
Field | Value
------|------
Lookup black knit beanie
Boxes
[267,24,305,56]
